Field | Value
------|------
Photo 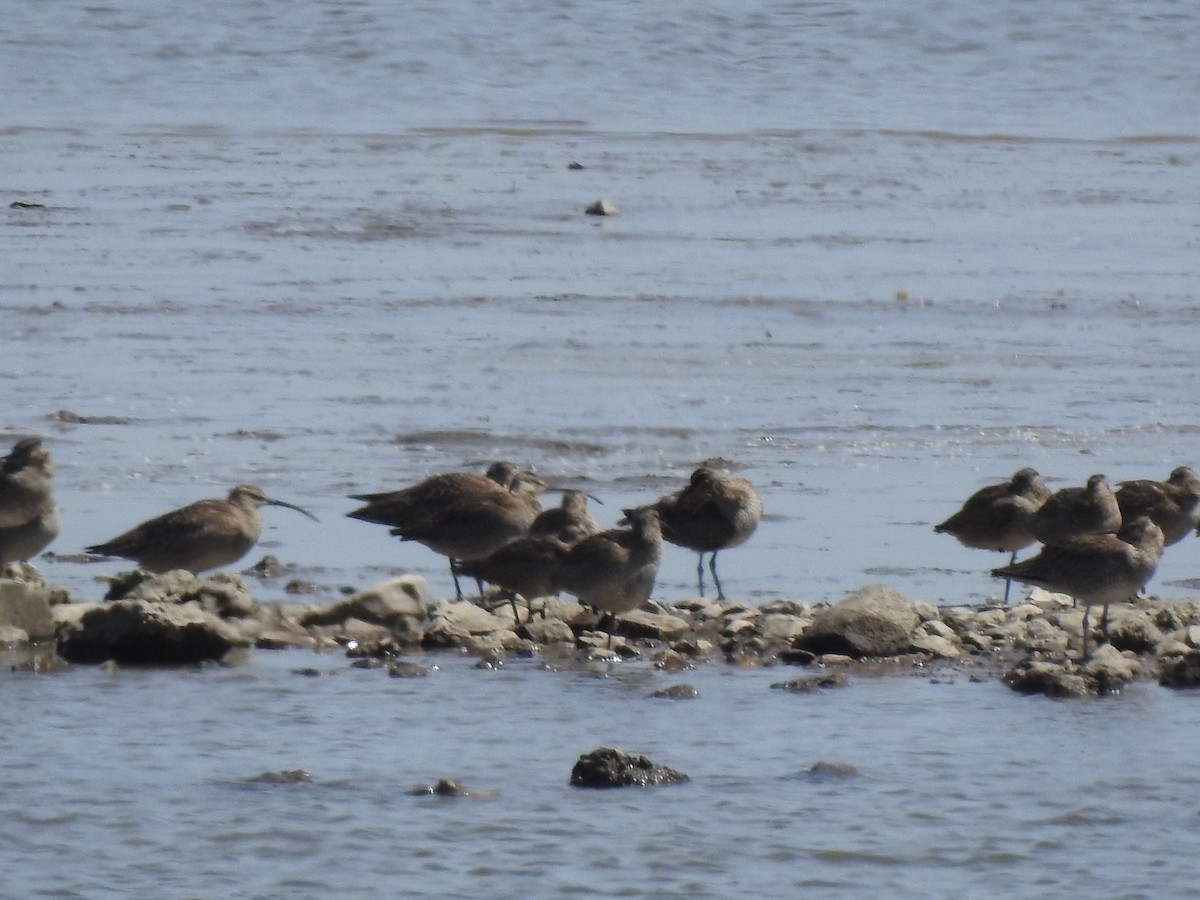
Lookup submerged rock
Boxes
[570,747,689,789]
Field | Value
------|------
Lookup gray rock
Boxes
[302,576,427,628]
[0,578,55,642]
[1004,645,1138,698]
[619,609,690,642]
[422,600,515,649]
[792,584,921,659]
[910,632,962,660]
[1159,651,1200,688]
[57,599,250,665]
[770,672,848,693]
[1105,610,1163,654]
[584,199,619,216]
[102,570,258,618]
[519,617,575,645]
[570,747,688,788]
[649,683,699,700]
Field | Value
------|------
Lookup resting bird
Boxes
[347,461,547,599]
[555,506,664,637]
[528,489,601,545]
[1029,473,1121,547]
[86,484,317,574]
[626,467,761,601]
[0,437,59,566]
[455,535,573,623]
[1115,466,1200,547]
[992,515,1164,659]
[934,467,1051,603]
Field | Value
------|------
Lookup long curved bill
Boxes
[265,497,320,522]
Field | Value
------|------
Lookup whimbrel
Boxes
[627,467,761,600]
[347,462,547,599]
[992,515,1164,659]
[555,506,663,637]
[934,467,1051,603]
[455,535,573,623]
[528,489,601,545]
[0,437,59,566]
[86,484,317,574]
[1115,466,1200,547]
[1029,473,1121,547]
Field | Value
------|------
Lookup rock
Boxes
[649,683,698,700]
[569,748,688,789]
[518,617,575,645]
[792,584,920,659]
[388,660,431,678]
[57,599,250,665]
[806,761,858,780]
[1004,646,1138,698]
[1159,651,1200,688]
[1083,643,1139,692]
[757,612,811,642]
[0,578,55,642]
[102,570,259,618]
[422,600,515,649]
[910,632,961,660]
[1004,659,1093,699]
[584,199,619,216]
[618,609,690,642]
[1106,611,1163,654]
[407,778,469,797]
[245,769,312,784]
[302,576,427,628]
[770,672,848,693]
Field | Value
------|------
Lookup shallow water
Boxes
[4,0,1200,895]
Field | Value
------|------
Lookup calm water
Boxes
[3,0,1200,895]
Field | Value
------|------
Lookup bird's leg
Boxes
[696,554,706,598]
[448,559,464,600]
[1100,603,1111,637]
[1081,606,1091,660]
[709,551,726,602]
[1002,550,1017,605]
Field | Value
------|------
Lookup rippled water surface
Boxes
[4,0,1200,895]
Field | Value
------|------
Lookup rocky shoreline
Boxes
[6,561,1200,699]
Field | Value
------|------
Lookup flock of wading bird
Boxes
[0,438,763,634]
[5,435,1199,651]
[935,466,1200,656]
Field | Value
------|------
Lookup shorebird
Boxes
[992,515,1164,659]
[528,489,601,545]
[86,484,317,574]
[1115,466,1200,547]
[627,467,761,601]
[555,506,664,637]
[1029,473,1121,547]
[0,437,59,566]
[934,467,1051,603]
[347,461,547,599]
[455,535,573,623]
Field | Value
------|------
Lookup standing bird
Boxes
[86,484,317,574]
[627,467,761,601]
[992,515,1164,659]
[528,489,601,545]
[455,535,573,623]
[347,461,547,599]
[1029,473,1121,547]
[0,437,60,566]
[555,506,664,637]
[1115,466,1200,547]
[934,467,1051,603]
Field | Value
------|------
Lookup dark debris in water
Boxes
[48,409,134,426]
[243,769,313,785]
